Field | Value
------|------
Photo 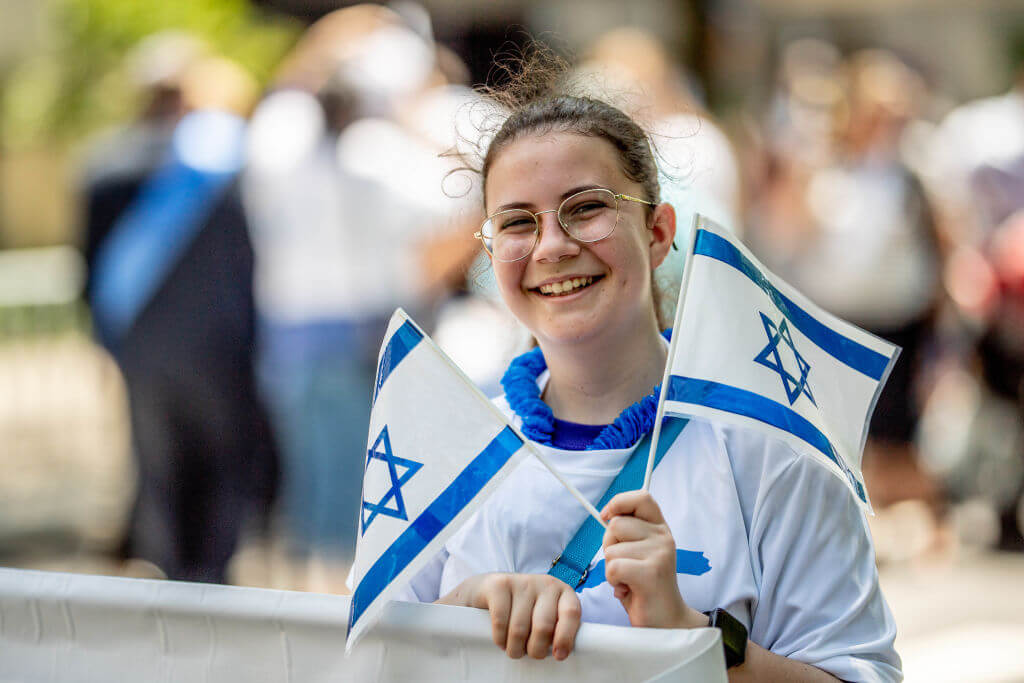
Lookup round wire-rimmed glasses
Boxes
[474,188,656,262]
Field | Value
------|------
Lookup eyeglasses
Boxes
[474,188,656,263]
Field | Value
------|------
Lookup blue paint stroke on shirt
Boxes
[577,549,711,592]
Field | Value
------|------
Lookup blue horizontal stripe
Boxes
[348,426,524,634]
[694,229,889,381]
[372,320,423,405]
[667,375,866,503]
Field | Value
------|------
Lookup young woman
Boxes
[397,67,901,682]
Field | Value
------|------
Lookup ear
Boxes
[648,202,677,269]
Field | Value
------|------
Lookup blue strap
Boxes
[91,111,245,352]
[548,416,689,589]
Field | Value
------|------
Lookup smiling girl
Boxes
[396,53,901,682]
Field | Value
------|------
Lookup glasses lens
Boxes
[482,210,538,261]
[558,189,618,243]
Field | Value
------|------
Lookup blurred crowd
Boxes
[61,4,1024,588]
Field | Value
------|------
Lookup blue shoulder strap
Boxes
[90,111,245,352]
[548,416,689,589]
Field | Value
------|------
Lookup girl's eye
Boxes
[567,201,611,217]
[498,216,535,231]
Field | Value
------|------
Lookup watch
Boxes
[704,608,747,669]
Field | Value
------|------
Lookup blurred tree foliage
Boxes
[1,0,301,149]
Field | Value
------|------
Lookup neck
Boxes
[540,320,666,425]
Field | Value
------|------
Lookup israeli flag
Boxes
[347,309,528,652]
[660,216,899,511]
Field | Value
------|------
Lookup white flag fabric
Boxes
[347,309,528,652]
[663,216,899,510]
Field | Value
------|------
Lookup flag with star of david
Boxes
[347,309,528,653]
[660,216,900,511]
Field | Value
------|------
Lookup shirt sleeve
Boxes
[734,430,903,682]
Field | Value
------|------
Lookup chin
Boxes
[531,314,607,347]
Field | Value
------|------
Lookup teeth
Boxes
[538,277,595,296]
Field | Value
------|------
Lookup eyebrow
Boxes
[493,185,604,213]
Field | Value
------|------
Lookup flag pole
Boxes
[643,214,702,491]
[523,443,608,529]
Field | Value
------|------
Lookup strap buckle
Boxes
[575,565,590,588]
[551,554,591,588]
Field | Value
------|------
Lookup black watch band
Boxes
[705,608,748,669]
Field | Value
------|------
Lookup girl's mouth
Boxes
[533,275,604,297]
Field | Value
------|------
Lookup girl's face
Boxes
[484,131,675,348]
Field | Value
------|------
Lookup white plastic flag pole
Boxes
[408,315,608,530]
[643,215,701,492]
[524,441,607,529]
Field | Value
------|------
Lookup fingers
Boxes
[605,552,679,596]
[602,539,651,562]
[477,575,581,661]
[552,589,582,661]
[602,514,658,546]
[600,490,666,525]
[505,582,535,659]
[604,556,651,590]
[525,588,559,659]
[481,575,513,649]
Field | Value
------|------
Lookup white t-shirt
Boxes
[398,377,902,682]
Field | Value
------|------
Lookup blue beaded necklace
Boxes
[500,329,672,450]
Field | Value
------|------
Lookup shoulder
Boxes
[664,418,824,493]
[710,421,856,508]
[662,419,868,544]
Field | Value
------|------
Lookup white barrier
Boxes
[0,569,725,682]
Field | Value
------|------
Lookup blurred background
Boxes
[1,0,1024,680]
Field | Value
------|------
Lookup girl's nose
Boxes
[531,211,580,263]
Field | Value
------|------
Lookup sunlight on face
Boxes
[484,132,659,348]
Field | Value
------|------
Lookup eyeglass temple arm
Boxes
[617,193,656,206]
[617,194,677,250]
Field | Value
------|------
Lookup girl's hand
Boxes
[437,573,582,660]
[601,491,707,629]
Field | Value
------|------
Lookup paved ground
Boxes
[880,551,1024,682]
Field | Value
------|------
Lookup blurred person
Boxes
[979,212,1024,548]
[745,39,846,271]
[930,66,1024,548]
[768,39,847,168]
[578,28,742,232]
[574,28,743,325]
[405,76,535,397]
[930,63,1024,242]
[243,5,473,589]
[750,49,944,517]
[79,31,205,287]
[83,51,276,583]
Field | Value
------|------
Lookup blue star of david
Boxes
[753,312,816,407]
[361,425,422,534]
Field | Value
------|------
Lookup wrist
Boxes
[677,605,711,630]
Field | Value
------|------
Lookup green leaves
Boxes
[1,0,300,147]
